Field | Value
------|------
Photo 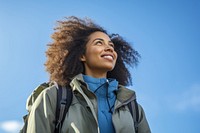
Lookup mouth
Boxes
[101,54,114,61]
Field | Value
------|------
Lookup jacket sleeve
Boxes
[26,87,57,133]
[137,104,151,133]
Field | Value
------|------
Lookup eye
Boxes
[109,43,115,48]
[95,41,103,45]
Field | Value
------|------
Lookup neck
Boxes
[84,69,107,78]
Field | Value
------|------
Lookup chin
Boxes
[103,66,115,71]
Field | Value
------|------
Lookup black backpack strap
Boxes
[127,99,139,133]
[54,85,73,133]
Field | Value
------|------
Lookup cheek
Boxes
[86,50,96,58]
[114,52,118,61]
[88,48,101,56]
[84,48,99,61]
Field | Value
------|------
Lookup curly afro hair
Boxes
[45,16,140,86]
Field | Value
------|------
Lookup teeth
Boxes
[103,55,113,60]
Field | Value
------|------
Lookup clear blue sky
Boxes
[0,0,200,133]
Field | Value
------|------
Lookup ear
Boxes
[80,55,86,62]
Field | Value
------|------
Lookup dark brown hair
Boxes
[45,16,140,86]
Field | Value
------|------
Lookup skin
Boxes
[81,31,118,78]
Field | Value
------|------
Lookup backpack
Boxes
[20,82,73,133]
[20,82,139,133]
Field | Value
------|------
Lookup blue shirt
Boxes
[83,75,118,133]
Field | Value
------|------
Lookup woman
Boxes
[26,16,151,133]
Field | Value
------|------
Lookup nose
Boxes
[104,44,114,52]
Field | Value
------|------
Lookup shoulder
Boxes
[116,85,136,102]
[118,85,136,93]
[28,83,58,110]
[117,85,136,97]
[39,84,57,104]
[43,84,58,98]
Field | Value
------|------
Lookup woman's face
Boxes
[81,31,117,77]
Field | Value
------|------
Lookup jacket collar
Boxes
[114,85,136,109]
[70,74,85,89]
[70,74,136,107]
[70,74,95,98]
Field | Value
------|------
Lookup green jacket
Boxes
[27,74,151,133]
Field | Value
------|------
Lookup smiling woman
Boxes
[45,17,140,86]
[22,16,151,133]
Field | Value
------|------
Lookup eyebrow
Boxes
[92,38,113,44]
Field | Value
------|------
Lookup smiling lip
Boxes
[101,54,114,61]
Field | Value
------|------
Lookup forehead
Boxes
[88,31,111,41]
